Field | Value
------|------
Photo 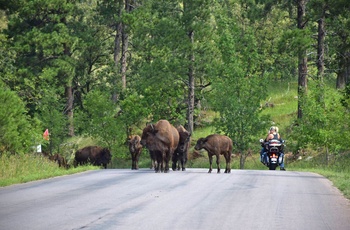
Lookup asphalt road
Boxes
[0,168,349,230]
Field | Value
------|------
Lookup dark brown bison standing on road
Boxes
[141,119,179,173]
[127,135,143,170]
[194,134,233,173]
[74,146,111,169]
[172,125,191,171]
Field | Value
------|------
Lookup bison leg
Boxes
[155,160,161,173]
[150,159,155,170]
[181,154,187,171]
[179,156,185,171]
[149,151,156,170]
[132,153,139,170]
[131,160,135,170]
[224,153,231,173]
[216,155,221,173]
[208,154,213,173]
[164,157,169,173]
[164,151,173,173]
[171,153,178,171]
[155,154,162,173]
[135,153,141,170]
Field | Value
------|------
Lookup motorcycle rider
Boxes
[260,126,286,171]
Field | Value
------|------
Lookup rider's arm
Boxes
[265,134,273,142]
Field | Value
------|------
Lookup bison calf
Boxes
[49,153,68,168]
[74,146,111,169]
[128,135,143,170]
[194,134,233,173]
[172,125,191,171]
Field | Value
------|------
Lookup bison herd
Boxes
[45,119,234,173]
[131,119,233,173]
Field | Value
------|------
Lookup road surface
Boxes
[0,169,349,230]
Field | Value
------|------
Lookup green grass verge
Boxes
[0,154,98,187]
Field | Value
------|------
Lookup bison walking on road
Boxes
[172,125,191,171]
[194,134,233,173]
[74,146,111,169]
[127,135,143,170]
[141,119,179,173]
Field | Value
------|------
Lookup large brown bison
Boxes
[141,119,179,173]
[74,146,111,169]
[194,134,233,173]
[172,125,191,171]
[127,135,143,170]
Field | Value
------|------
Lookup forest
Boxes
[1,0,350,169]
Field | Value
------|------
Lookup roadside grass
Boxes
[0,154,98,187]
[260,81,298,131]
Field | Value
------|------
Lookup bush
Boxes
[0,84,40,154]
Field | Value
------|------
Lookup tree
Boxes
[295,0,309,119]
[291,82,350,162]
[75,90,123,156]
[328,0,350,89]
[0,83,40,154]
[212,0,269,169]
[130,0,217,130]
[5,0,80,136]
[35,89,68,155]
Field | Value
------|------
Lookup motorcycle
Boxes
[260,139,285,170]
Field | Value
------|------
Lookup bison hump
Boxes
[154,120,173,145]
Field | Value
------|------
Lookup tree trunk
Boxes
[112,0,123,102]
[121,0,132,90]
[297,0,308,119]
[316,13,325,105]
[62,34,74,137]
[317,15,325,83]
[239,152,245,169]
[336,52,350,89]
[65,86,74,137]
[187,30,195,135]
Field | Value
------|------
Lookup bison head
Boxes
[178,132,191,152]
[194,137,207,150]
[128,135,142,153]
[140,123,158,147]
[102,148,111,161]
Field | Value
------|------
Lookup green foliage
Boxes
[0,85,40,154]
[4,0,79,117]
[75,90,126,157]
[210,2,270,168]
[35,89,68,154]
[119,90,151,132]
[130,0,218,125]
[289,82,350,153]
